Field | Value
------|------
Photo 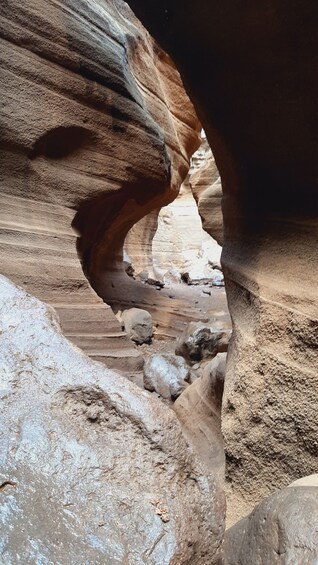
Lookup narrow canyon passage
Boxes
[0,2,227,561]
[1,0,318,563]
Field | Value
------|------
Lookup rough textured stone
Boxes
[176,321,231,365]
[0,275,225,564]
[182,266,224,287]
[126,0,318,521]
[224,487,318,565]
[143,354,190,400]
[121,307,153,344]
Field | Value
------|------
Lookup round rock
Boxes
[121,307,153,344]
[143,353,190,400]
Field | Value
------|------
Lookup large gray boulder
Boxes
[224,486,318,564]
[176,321,231,365]
[143,353,190,400]
[121,307,153,344]
[0,276,224,564]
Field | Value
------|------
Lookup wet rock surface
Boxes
[224,486,318,565]
[0,275,225,564]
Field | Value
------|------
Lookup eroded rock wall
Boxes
[124,136,222,283]
[190,135,223,246]
[125,181,221,281]
[0,0,199,370]
[126,0,318,523]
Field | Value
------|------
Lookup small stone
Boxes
[143,354,190,400]
[175,321,231,364]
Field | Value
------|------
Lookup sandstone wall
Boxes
[190,135,224,246]
[0,0,199,371]
[124,135,222,283]
[126,0,318,523]
[125,180,221,281]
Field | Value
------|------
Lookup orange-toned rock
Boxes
[0,0,199,371]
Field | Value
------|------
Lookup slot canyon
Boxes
[0,1,317,563]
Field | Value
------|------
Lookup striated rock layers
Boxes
[124,137,222,283]
[190,135,223,246]
[0,275,225,564]
[126,0,318,522]
[0,0,199,372]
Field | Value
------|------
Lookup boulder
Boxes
[143,354,190,400]
[176,321,231,365]
[224,486,318,564]
[0,276,225,564]
[163,268,182,285]
[121,308,153,344]
[210,269,225,287]
[289,474,318,487]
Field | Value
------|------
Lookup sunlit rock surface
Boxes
[124,137,222,283]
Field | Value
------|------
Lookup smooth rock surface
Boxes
[174,353,227,478]
[143,353,190,400]
[0,275,225,564]
[224,487,318,565]
[121,307,153,344]
[176,321,231,365]
[289,474,318,487]
[124,152,222,286]
[0,0,199,373]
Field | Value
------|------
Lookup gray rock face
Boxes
[121,307,153,344]
[0,276,224,564]
[143,354,190,400]
[224,487,318,565]
[176,321,231,365]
